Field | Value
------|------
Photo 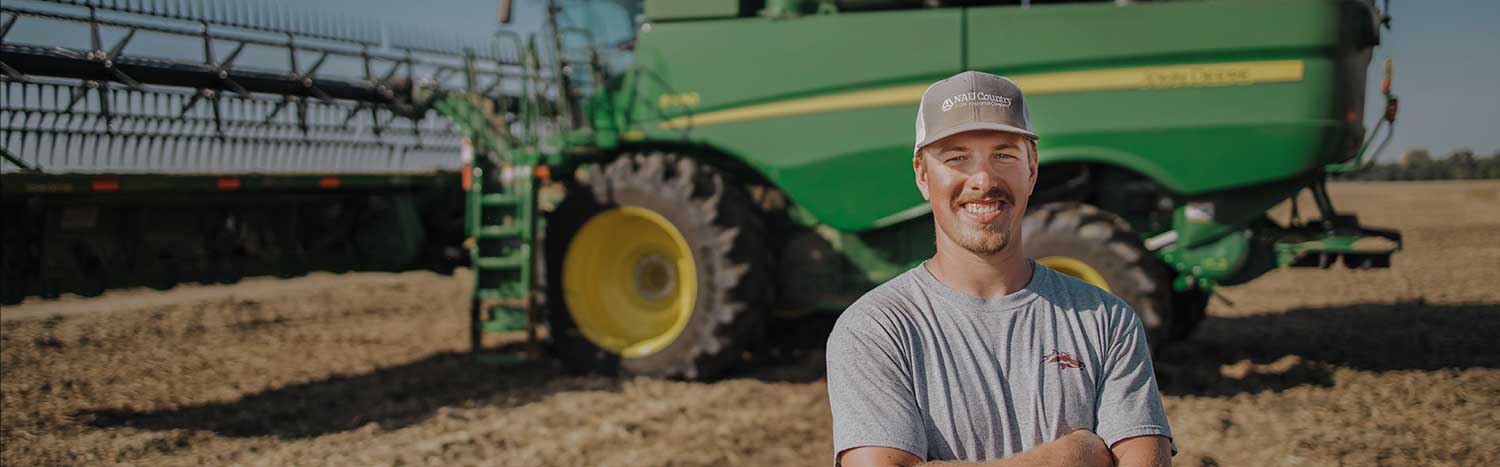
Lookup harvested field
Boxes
[3,180,1498,466]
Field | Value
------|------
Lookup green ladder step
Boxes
[476,224,526,238]
[475,288,527,301]
[480,306,529,333]
[480,193,523,206]
[474,251,529,270]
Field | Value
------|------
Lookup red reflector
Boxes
[319,176,340,189]
[92,180,119,192]
[461,163,472,191]
[217,178,241,190]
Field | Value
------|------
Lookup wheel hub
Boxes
[633,253,677,302]
[562,206,697,358]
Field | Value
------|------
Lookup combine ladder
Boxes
[466,151,537,352]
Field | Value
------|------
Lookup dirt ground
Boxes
[3,180,1498,467]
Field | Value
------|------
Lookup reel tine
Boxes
[211,92,223,137]
[108,28,138,60]
[180,88,204,116]
[109,68,144,90]
[64,83,91,112]
[303,52,330,77]
[2,12,19,43]
[88,6,103,52]
[223,78,249,97]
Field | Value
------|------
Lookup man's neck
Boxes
[926,240,1034,301]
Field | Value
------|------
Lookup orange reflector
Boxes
[91,179,119,192]
[461,163,473,191]
[319,176,340,189]
[534,164,551,182]
[217,178,241,190]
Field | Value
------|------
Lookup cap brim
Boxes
[914,121,1040,156]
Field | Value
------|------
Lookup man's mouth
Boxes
[958,199,1008,223]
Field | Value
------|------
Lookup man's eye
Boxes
[945,156,968,163]
[994,153,1018,160]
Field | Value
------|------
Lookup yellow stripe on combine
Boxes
[659,59,1304,130]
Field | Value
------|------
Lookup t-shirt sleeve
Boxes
[825,309,927,464]
[1094,300,1176,455]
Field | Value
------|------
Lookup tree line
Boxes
[1334,148,1500,181]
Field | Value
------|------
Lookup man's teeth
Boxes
[964,202,1000,215]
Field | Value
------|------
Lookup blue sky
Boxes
[1361,0,1500,160]
[12,0,1498,161]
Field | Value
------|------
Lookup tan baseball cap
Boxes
[914,71,1038,156]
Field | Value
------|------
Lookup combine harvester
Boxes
[3,0,1403,380]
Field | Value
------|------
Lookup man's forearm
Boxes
[917,430,1114,467]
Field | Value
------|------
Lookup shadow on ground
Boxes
[80,301,1497,439]
[82,341,620,439]
[731,312,843,383]
[1155,301,1500,396]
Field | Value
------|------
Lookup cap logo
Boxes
[940,91,1013,112]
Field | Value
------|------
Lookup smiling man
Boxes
[826,71,1174,467]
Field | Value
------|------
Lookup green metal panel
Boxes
[967,0,1351,194]
[964,1,1343,71]
[645,0,740,21]
[634,8,961,115]
[625,0,1373,232]
[630,8,962,230]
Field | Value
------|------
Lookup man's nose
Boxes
[965,165,1003,192]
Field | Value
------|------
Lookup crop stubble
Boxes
[2,180,1497,466]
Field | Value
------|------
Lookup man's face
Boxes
[914,130,1037,256]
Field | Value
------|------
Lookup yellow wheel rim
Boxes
[1038,256,1113,293]
[562,206,697,358]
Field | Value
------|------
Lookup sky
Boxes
[11,0,1498,162]
[1360,0,1500,160]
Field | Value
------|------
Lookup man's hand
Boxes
[969,429,1114,467]
[838,429,1113,467]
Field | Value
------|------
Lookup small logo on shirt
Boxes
[1042,350,1085,369]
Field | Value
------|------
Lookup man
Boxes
[825,71,1175,467]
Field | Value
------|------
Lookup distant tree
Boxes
[1400,148,1432,168]
[1485,150,1500,179]
[1446,148,1477,179]
[1333,147,1500,181]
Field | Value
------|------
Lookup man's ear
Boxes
[913,153,930,201]
[1027,140,1039,194]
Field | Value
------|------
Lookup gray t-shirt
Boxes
[826,260,1173,463]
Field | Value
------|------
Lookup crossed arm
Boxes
[838,431,1171,467]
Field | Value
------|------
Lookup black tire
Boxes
[1022,202,1172,347]
[544,152,771,379]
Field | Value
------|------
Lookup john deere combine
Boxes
[3,0,1402,380]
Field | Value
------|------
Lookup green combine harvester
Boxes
[447,0,1401,378]
[0,0,1401,380]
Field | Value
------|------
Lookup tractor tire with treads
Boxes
[1022,202,1172,348]
[544,152,770,379]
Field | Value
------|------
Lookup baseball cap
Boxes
[914,71,1038,156]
